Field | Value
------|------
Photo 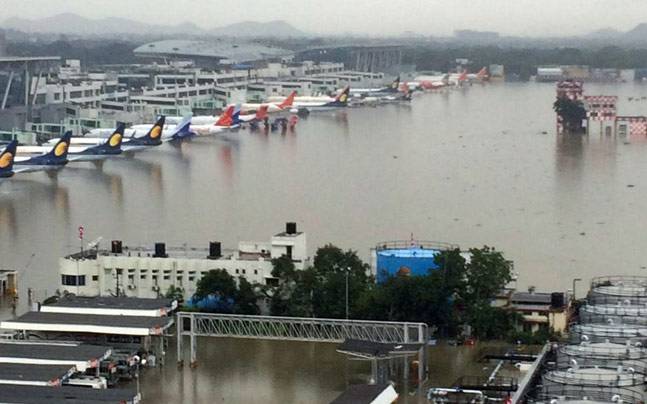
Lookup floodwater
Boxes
[2,81,647,401]
[141,338,508,403]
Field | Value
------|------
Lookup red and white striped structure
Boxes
[616,116,647,136]
[556,80,583,101]
[584,95,617,121]
[556,81,585,133]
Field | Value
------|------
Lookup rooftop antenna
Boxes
[87,236,103,254]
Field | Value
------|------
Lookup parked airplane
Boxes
[191,105,240,135]
[447,70,469,86]
[270,86,350,111]
[0,140,17,181]
[87,115,193,141]
[65,117,166,152]
[467,67,488,82]
[13,132,71,173]
[120,116,165,152]
[239,91,297,114]
[350,76,401,97]
[239,105,269,123]
[411,73,449,90]
[24,125,124,162]
[128,115,195,142]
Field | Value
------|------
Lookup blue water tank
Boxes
[376,247,441,283]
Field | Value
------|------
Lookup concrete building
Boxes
[296,45,402,74]
[507,291,569,334]
[58,223,308,299]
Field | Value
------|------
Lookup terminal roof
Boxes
[0,342,110,362]
[0,363,73,383]
[0,385,138,403]
[1,312,174,336]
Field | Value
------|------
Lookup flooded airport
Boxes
[2,81,647,402]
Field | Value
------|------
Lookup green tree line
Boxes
[182,243,523,340]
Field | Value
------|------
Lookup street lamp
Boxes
[345,267,350,320]
[572,278,582,301]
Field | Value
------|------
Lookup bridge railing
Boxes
[176,311,428,378]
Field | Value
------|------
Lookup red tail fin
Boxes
[255,105,269,121]
[459,70,468,81]
[278,91,296,109]
[477,67,487,79]
[215,106,234,126]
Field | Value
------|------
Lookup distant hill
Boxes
[624,23,647,42]
[2,13,308,38]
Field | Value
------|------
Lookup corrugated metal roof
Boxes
[0,363,73,382]
[511,292,552,304]
[134,40,293,63]
[0,342,110,362]
[0,385,138,403]
[2,311,173,330]
[46,296,173,310]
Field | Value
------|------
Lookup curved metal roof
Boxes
[134,40,293,63]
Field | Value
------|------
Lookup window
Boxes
[61,275,85,286]
[92,275,99,282]
[163,276,170,280]
[140,275,147,280]
[254,270,258,275]
[242,269,246,274]
[235,269,239,274]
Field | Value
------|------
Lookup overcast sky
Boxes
[3,0,647,36]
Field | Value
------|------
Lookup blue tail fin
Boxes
[104,123,125,151]
[45,131,72,163]
[169,115,194,140]
[129,116,165,146]
[0,140,17,178]
[231,105,242,126]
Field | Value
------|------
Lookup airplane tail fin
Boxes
[170,115,194,139]
[458,70,468,82]
[390,75,400,91]
[278,91,297,109]
[255,105,269,121]
[477,67,488,79]
[231,104,242,126]
[215,106,234,127]
[103,123,125,151]
[334,86,350,105]
[0,140,17,177]
[45,131,72,162]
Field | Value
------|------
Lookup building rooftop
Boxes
[511,292,553,304]
[134,40,293,64]
[1,312,174,336]
[330,383,396,404]
[45,295,175,311]
[337,339,423,358]
[0,363,73,384]
[0,385,138,403]
[0,341,110,362]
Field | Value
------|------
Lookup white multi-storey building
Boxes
[58,223,308,299]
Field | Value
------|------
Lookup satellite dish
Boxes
[87,237,103,250]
